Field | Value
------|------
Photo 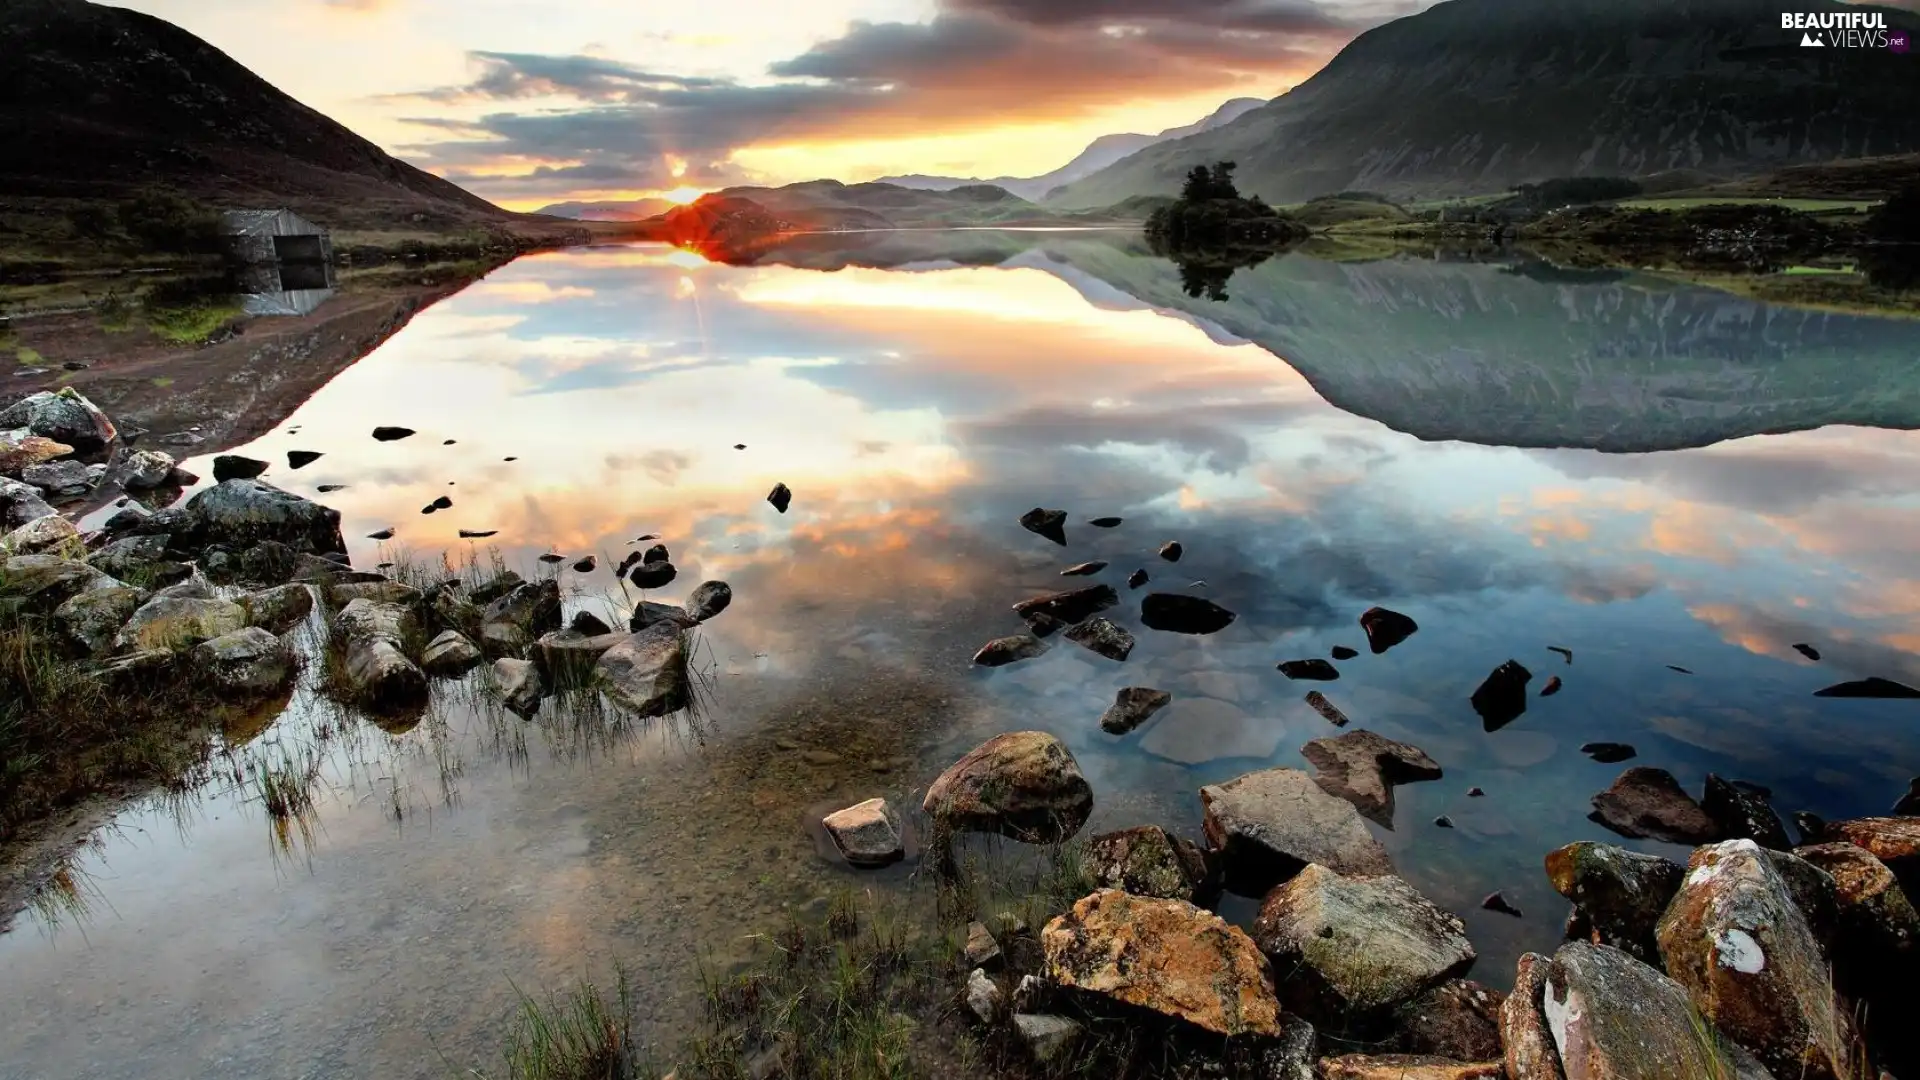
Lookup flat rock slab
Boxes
[1254,864,1476,1019]
[1139,697,1282,766]
[1589,766,1720,845]
[1013,584,1117,627]
[923,731,1093,844]
[1320,1056,1502,1080]
[1279,658,1340,681]
[116,595,245,651]
[1064,617,1133,661]
[821,798,905,868]
[1302,729,1443,826]
[595,623,691,717]
[1543,941,1774,1080]
[1100,686,1171,735]
[1201,768,1393,895]
[973,634,1047,667]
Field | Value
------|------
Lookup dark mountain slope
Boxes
[1050,0,1920,207]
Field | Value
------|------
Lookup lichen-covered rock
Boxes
[328,580,422,609]
[22,458,94,495]
[1702,775,1792,850]
[55,584,147,656]
[180,480,346,554]
[1794,842,1920,980]
[0,431,72,477]
[1501,953,1566,1080]
[1253,865,1474,1020]
[1827,818,1920,897]
[594,622,690,717]
[494,657,543,716]
[421,630,483,676]
[1302,729,1443,826]
[822,798,905,868]
[1012,1014,1081,1063]
[1064,616,1133,661]
[1544,842,1685,963]
[336,598,428,708]
[193,627,295,696]
[1043,888,1283,1037]
[481,578,562,652]
[1200,768,1393,895]
[683,580,732,623]
[923,731,1093,844]
[1589,766,1719,844]
[120,449,177,489]
[1319,1056,1502,1080]
[1099,686,1171,735]
[89,534,172,581]
[1,554,118,612]
[965,969,1001,1024]
[115,595,246,651]
[1394,979,1505,1063]
[1083,825,1211,902]
[532,628,628,686]
[1657,840,1856,1080]
[1543,941,1774,1080]
[0,388,115,450]
[630,599,695,632]
[0,476,58,529]
[239,584,314,634]
[2,514,81,557]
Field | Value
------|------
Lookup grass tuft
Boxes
[495,969,651,1080]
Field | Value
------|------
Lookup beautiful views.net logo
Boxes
[1781,11,1908,50]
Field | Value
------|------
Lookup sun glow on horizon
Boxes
[660,185,710,205]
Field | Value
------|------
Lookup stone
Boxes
[193,627,295,696]
[569,556,595,574]
[1657,840,1856,1080]
[2,514,81,557]
[1060,560,1107,576]
[421,630,483,676]
[1088,516,1122,527]
[1010,973,1046,1014]
[1360,606,1418,654]
[238,540,318,586]
[0,476,58,528]
[766,482,792,513]
[1826,818,1920,896]
[1580,742,1636,764]
[179,480,346,555]
[923,731,1093,844]
[1795,842,1920,974]
[336,599,429,708]
[1895,778,1919,816]
[1320,1056,1502,1080]
[494,658,544,716]
[55,585,147,655]
[328,580,423,609]
[821,798,904,868]
[1500,953,1565,1080]
[1483,892,1523,918]
[1814,677,1920,699]
[115,595,246,651]
[371,426,414,441]
[0,554,119,612]
[1018,507,1066,545]
[1305,690,1351,727]
[1544,941,1774,1080]
[1541,676,1563,697]
[88,534,171,582]
[972,634,1047,667]
[627,560,677,589]
[1140,697,1282,765]
[1139,593,1237,635]
[0,431,72,476]
[1012,1014,1081,1063]
[211,455,269,482]
[965,969,1001,1024]
[965,921,1002,969]
[481,579,562,652]
[1242,1016,1317,1080]
[1302,729,1444,826]
[154,578,213,601]
[1082,826,1211,901]
[1043,889,1282,1037]
[630,600,695,632]
[1127,568,1148,589]
[1589,767,1720,844]
[1470,660,1531,731]
[1278,658,1340,681]
[568,610,613,637]
[1394,979,1505,1063]
[1063,617,1132,661]
[640,543,669,565]
[287,450,323,469]
[684,580,732,623]
[1158,540,1182,562]
[1013,584,1118,628]
[22,459,93,495]
[1703,775,1792,850]
[1544,842,1684,963]
[533,629,629,686]
[1099,686,1171,735]
[0,388,115,449]
[1331,645,1359,661]
[595,622,691,717]
[1254,865,1475,1020]
[1200,768,1393,895]
[1759,848,1839,952]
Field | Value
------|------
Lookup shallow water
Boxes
[5,233,1920,1079]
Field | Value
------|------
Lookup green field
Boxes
[1615,196,1879,214]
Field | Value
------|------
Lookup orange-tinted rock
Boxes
[923,731,1093,843]
[1319,1055,1501,1080]
[1394,979,1504,1062]
[1544,841,1684,963]
[1500,953,1565,1080]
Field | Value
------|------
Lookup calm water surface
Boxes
[4,233,1920,1079]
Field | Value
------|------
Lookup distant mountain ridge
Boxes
[1049,0,1920,207]
[533,198,673,221]
[877,98,1266,201]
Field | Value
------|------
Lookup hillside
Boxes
[877,98,1266,200]
[533,198,674,222]
[1049,0,1920,208]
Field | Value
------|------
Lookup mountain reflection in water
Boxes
[3,232,1918,1080]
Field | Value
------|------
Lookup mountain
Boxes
[534,199,674,221]
[0,0,520,231]
[1048,0,1920,208]
[876,98,1266,201]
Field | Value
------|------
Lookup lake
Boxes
[4,230,1919,1079]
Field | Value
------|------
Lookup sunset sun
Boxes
[660,185,709,205]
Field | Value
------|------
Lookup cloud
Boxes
[943,0,1364,31]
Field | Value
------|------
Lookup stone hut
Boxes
[221,209,332,265]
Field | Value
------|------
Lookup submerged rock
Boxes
[1302,729,1444,826]
[421,629,483,676]
[371,426,414,441]
[55,585,148,656]
[211,455,268,482]
[180,480,346,555]
[1098,686,1171,735]
[1470,660,1531,731]
[1139,592,1236,635]
[1043,889,1282,1037]
[494,658,544,716]
[1589,767,1720,844]
[1814,676,1920,698]
[821,798,905,868]
[595,622,691,717]
[1157,540,1182,562]
[1482,892,1523,918]
[1544,941,1774,1080]
[1012,584,1117,627]
[684,580,732,623]
[194,627,295,696]
[1254,865,1475,1020]
[1018,507,1067,545]
[1580,742,1637,764]
[1278,658,1340,681]
[1126,568,1148,589]
[1545,842,1685,963]
[116,595,245,651]
[1360,606,1418,654]
[1060,560,1107,577]
[767,482,792,514]
[627,560,677,590]
[0,388,116,450]
[973,634,1047,667]
[1082,825,1211,902]
[1200,768,1393,894]
[923,731,1093,844]
[337,599,429,708]
[1702,775,1791,850]
[1305,690,1351,727]
[1064,616,1132,661]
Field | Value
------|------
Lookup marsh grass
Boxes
[242,740,326,860]
[484,969,654,1080]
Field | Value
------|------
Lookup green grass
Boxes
[15,347,43,366]
[491,970,650,1080]
[149,377,174,389]
[1616,196,1878,214]
[143,296,243,345]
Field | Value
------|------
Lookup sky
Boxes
[104,0,1425,210]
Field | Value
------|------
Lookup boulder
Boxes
[0,476,58,528]
[1082,825,1211,901]
[532,628,628,686]
[627,560,677,590]
[22,459,93,496]
[54,585,147,656]
[114,595,245,651]
[1157,540,1182,562]
[1500,953,1566,1080]
[1826,818,1920,897]
[922,731,1093,844]
[1469,660,1531,731]
[1359,606,1418,654]
[1242,1016,1317,1080]
[468,570,525,606]
[97,648,177,684]
[1126,568,1149,589]
[421,630,483,676]
[0,431,72,476]
[1011,1014,1081,1063]
[972,634,1047,667]
[1794,842,1919,981]
[1319,1056,1502,1080]
[1043,888,1283,1037]
[1018,507,1067,545]
[1099,686,1171,735]
[328,580,423,609]
[180,480,346,554]
[1063,616,1133,661]
[1278,658,1340,681]
[494,658,544,716]
[630,599,695,632]
[1759,848,1839,953]
[2,554,122,612]
[239,584,314,634]
[154,578,214,601]
[1657,840,1857,1080]
[481,579,562,652]
[1702,775,1792,850]
[1200,768,1393,895]
[193,627,295,696]
[1589,767,1720,844]
[1012,584,1117,627]
[1302,729,1443,826]
[211,455,269,482]
[89,534,172,581]
[120,449,177,489]
[684,580,732,623]
[567,610,613,636]
[0,388,115,450]
[2,514,82,557]
[595,622,691,717]
[1138,593,1237,635]
[1544,842,1684,963]
[1393,980,1505,1063]
[965,969,1002,1024]
[336,599,429,708]
[1543,941,1774,1080]
[821,798,905,868]
[766,482,792,514]
[1139,697,1282,765]
[1253,865,1475,1019]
